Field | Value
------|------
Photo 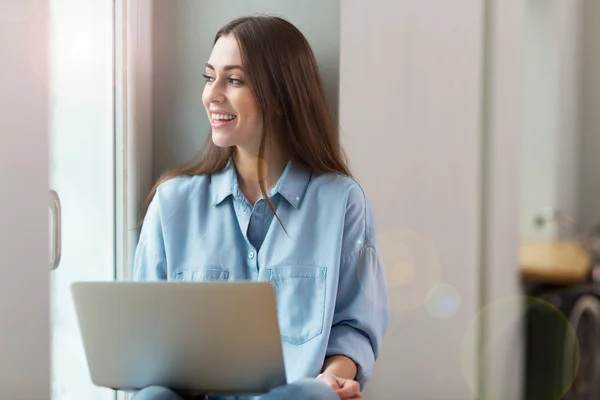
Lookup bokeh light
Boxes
[426,283,461,319]
[460,296,579,399]
[359,228,442,314]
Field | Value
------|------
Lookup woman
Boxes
[132,15,389,400]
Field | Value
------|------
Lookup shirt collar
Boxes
[210,158,311,209]
[210,158,236,206]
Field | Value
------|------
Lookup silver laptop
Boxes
[71,281,287,396]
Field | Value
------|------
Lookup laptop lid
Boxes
[71,281,287,396]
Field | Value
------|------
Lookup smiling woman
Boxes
[131,14,389,400]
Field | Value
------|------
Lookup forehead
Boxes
[207,35,243,67]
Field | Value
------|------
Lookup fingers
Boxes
[335,379,361,399]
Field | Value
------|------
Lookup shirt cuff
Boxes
[326,324,375,389]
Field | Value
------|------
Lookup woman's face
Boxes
[202,35,263,150]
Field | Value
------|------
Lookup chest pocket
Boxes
[173,269,229,281]
[266,265,327,346]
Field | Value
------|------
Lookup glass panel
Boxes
[49,0,116,399]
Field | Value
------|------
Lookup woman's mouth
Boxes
[210,113,237,128]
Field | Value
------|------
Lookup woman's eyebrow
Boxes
[205,63,243,72]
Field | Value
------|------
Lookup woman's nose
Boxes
[205,80,226,103]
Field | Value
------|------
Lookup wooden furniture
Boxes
[519,240,592,284]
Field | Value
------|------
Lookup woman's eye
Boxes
[202,74,242,85]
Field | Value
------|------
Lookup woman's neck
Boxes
[233,146,288,205]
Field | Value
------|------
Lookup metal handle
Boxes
[49,189,62,270]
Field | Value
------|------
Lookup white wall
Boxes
[479,0,525,398]
[555,0,583,237]
[521,0,561,239]
[520,0,584,240]
[340,1,483,398]
[0,2,50,399]
[578,0,600,232]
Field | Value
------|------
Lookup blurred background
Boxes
[1,0,600,399]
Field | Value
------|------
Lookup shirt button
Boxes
[248,251,255,259]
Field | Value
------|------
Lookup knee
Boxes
[131,386,183,400]
[294,379,339,400]
[264,378,339,400]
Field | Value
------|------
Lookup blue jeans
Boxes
[130,378,339,400]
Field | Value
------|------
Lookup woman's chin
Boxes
[211,131,236,148]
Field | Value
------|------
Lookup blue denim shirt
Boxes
[133,159,390,390]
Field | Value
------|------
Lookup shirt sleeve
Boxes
[132,188,167,281]
[326,183,390,389]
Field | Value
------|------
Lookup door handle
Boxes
[49,189,62,270]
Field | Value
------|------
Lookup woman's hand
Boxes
[334,377,362,400]
[316,374,363,400]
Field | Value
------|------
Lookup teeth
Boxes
[212,113,236,121]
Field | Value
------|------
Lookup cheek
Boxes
[238,97,262,125]
[229,88,255,114]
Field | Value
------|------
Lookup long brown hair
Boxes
[138,15,351,228]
